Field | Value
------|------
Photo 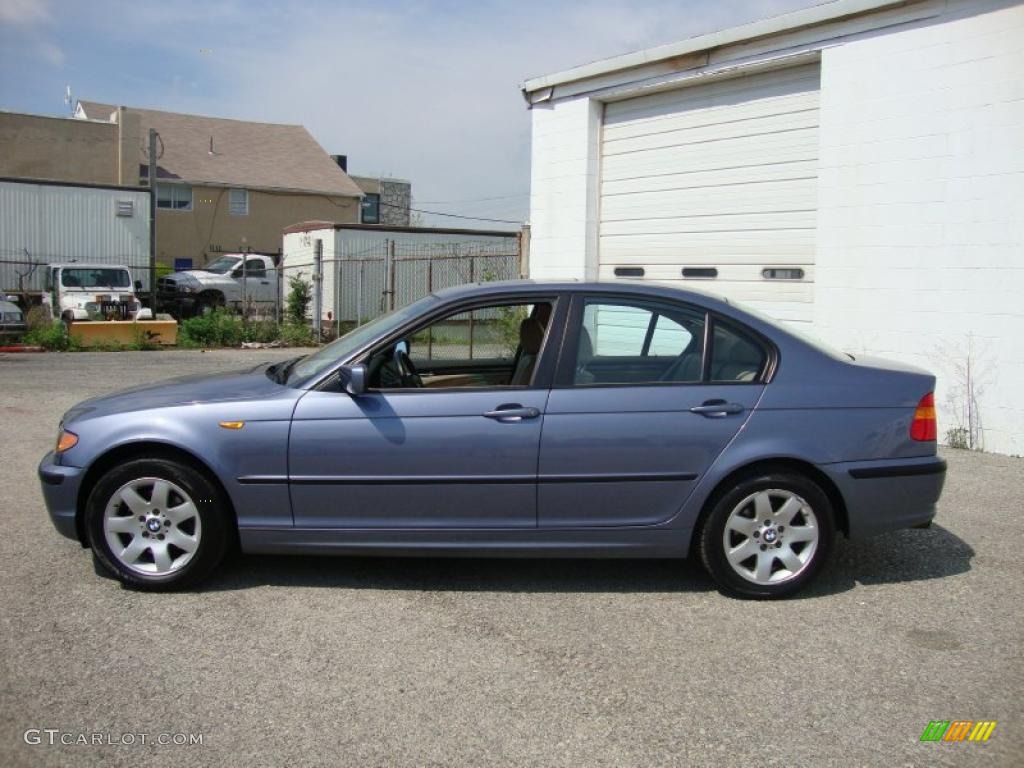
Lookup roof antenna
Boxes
[209,135,215,155]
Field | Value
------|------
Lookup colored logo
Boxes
[920,721,996,742]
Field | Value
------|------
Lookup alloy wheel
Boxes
[103,477,202,575]
[721,488,819,585]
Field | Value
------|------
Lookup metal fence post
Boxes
[313,238,323,341]
[387,240,396,312]
[468,255,475,359]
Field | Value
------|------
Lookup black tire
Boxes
[85,458,229,591]
[699,470,834,599]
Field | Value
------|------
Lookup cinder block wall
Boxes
[814,0,1024,454]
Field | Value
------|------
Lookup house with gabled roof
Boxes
[72,101,365,269]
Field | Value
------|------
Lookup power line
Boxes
[413,193,529,205]
[379,200,522,225]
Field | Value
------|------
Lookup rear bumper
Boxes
[821,456,946,539]
[38,451,86,542]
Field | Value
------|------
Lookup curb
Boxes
[0,345,45,353]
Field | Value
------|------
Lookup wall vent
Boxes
[116,200,134,217]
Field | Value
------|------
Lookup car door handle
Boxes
[690,400,744,417]
[483,405,540,422]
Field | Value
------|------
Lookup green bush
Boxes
[280,323,314,347]
[177,309,246,348]
[242,318,281,344]
[22,321,80,351]
[286,275,312,326]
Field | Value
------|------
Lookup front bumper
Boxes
[822,456,947,539]
[38,451,86,543]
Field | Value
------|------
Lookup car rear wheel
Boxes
[699,471,834,599]
[85,458,229,590]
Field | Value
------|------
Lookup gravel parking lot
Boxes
[1,349,1021,767]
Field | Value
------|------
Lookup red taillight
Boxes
[910,392,937,441]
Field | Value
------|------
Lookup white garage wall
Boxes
[814,0,1024,455]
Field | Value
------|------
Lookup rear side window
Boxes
[710,323,768,383]
[573,299,706,385]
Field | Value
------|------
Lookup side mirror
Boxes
[338,364,367,396]
[135,280,143,291]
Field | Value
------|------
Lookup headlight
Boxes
[55,429,79,453]
[175,274,201,294]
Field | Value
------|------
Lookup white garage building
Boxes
[522,0,1024,455]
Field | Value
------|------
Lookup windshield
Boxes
[284,295,439,386]
[204,257,241,274]
[60,268,131,289]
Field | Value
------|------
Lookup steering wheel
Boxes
[393,343,423,388]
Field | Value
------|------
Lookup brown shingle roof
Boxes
[76,100,362,198]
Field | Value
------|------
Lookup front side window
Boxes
[573,299,705,385]
[239,259,266,278]
[156,183,192,211]
[366,300,555,390]
[229,188,249,216]
[360,193,380,224]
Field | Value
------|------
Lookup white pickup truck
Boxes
[156,253,279,317]
[42,263,153,323]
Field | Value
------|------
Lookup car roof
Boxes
[431,278,734,311]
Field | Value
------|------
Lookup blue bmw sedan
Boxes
[39,280,946,598]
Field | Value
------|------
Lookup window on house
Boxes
[361,193,380,224]
[156,184,192,211]
[229,188,249,216]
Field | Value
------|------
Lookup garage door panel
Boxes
[602,160,818,196]
[599,64,819,327]
[603,91,819,143]
[601,130,819,180]
[599,264,816,282]
[600,211,816,236]
[604,65,820,128]
[600,230,815,259]
[602,107,818,156]
[601,178,816,220]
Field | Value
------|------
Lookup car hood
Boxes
[62,364,293,424]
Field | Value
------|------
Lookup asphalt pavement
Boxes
[0,349,1020,767]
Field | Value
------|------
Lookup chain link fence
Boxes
[284,235,522,333]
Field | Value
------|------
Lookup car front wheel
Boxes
[86,458,229,590]
[699,471,834,599]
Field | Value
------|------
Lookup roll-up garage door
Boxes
[599,63,820,327]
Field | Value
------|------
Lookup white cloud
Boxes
[0,0,51,25]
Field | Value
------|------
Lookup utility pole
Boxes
[147,128,158,306]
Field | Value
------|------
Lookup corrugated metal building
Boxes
[0,178,151,294]
[521,0,1024,455]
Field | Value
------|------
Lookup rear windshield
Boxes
[60,268,131,289]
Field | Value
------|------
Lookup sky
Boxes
[0,0,823,228]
